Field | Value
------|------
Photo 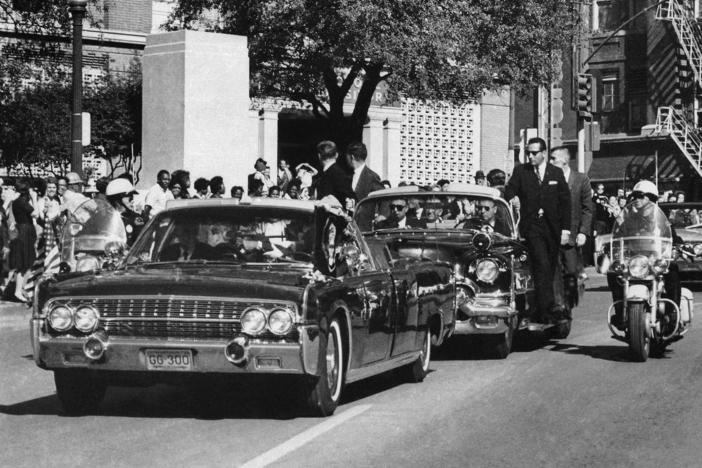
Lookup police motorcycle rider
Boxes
[606,180,681,336]
[105,178,144,246]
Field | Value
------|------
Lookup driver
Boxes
[376,198,427,229]
[105,179,144,246]
[607,180,681,331]
[466,199,510,236]
[160,223,216,261]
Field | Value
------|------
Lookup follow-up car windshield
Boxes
[354,192,515,238]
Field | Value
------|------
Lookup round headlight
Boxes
[48,305,73,332]
[694,244,702,256]
[475,259,499,283]
[241,307,267,335]
[628,255,650,278]
[74,305,99,333]
[268,308,294,335]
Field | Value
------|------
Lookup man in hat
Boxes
[474,170,486,186]
[61,172,89,214]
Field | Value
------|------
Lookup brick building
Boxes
[514,0,702,200]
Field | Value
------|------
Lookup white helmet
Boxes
[106,178,137,197]
[632,180,658,200]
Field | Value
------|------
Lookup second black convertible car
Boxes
[355,184,534,358]
[31,198,454,417]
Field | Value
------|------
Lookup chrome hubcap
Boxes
[326,331,338,392]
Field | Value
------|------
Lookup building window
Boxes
[595,0,624,32]
[602,74,618,112]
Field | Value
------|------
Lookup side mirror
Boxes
[596,252,611,274]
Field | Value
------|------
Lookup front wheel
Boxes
[401,329,431,382]
[303,318,344,416]
[54,369,106,415]
[628,302,650,362]
[481,318,515,359]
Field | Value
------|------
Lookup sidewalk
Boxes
[0,301,32,332]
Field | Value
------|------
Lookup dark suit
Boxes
[376,216,427,229]
[314,162,356,205]
[160,242,218,262]
[505,163,571,319]
[562,169,594,273]
[353,165,384,201]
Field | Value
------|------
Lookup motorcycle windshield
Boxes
[60,199,127,263]
[610,202,672,263]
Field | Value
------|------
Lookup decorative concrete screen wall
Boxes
[398,98,480,185]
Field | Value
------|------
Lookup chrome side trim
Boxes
[345,351,419,383]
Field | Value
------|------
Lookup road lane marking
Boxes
[240,404,372,468]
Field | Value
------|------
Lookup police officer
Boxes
[607,180,681,331]
[105,178,144,246]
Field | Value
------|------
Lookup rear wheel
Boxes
[628,302,650,362]
[303,318,344,416]
[54,369,106,415]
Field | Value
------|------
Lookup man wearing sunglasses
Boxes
[505,137,571,324]
[471,199,510,236]
[376,198,427,229]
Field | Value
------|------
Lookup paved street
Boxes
[2,271,702,467]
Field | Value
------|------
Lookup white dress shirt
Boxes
[352,163,365,191]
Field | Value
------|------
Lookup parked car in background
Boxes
[355,184,533,358]
[31,198,454,417]
[660,202,702,283]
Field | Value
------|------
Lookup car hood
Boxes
[44,265,310,303]
[677,227,702,244]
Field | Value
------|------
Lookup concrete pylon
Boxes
[141,30,256,190]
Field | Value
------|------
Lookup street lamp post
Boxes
[69,0,88,177]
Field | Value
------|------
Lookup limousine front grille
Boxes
[45,296,297,340]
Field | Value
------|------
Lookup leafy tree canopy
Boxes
[169,0,576,144]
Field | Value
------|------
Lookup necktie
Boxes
[535,166,542,183]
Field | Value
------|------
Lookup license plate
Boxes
[145,349,193,371]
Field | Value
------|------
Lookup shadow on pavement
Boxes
[0,380,315,420]
[547,342,637,362]
[0,369,422,420]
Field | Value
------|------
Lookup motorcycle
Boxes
[598,203,693,361]
[59,198,128,273]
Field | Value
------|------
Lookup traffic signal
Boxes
[576,73,595,119]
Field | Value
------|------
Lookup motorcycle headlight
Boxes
[241,307,267,335]
[268,308,294,335]
[628,255,650,278]
[652,258,670,275]
[694,244,702,256]
[48,305,73,332]
[74,305,99,333]
[475,259,499,283]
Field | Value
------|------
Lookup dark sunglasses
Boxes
[526,150,542,156]
[390,204,406,211]
[475,205,492,211]
[631,192,646,199]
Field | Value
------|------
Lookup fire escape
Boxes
[655,0,702,178]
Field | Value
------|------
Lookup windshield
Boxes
[610,202,672,262]
[60,199,127,264]
[124,206,315,266]
[355,193,514,238]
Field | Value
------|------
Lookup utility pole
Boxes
[69,0,88,177]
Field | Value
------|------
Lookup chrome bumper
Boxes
[454,298,516,335]
[31,319,321,376]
